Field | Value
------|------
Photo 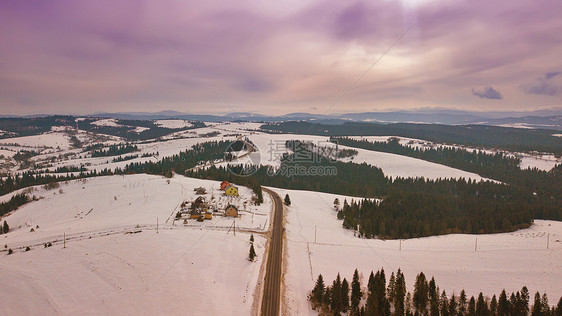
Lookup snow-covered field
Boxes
[155,119,193,129]
[0,174,271,315]
[272,187,562,315]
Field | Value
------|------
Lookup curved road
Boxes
[261,188,284,316]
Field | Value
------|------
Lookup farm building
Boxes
[194,187,207,195]
[225,205,238,217]
[204,211,213,220]
[190,209,201,219]
[225,185,239,196]
[220,180,230,190]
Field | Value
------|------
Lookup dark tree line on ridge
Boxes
[331,137,562,200]
[310,268,562,315]
[260,121,562,155]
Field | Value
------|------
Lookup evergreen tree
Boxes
[368,271,376,293]
[440,290,450,316]
[351,269,363,313]
[429,277,440,316]
[250,233,254,243]
[459,290,468,316]
[248,244,256,261]
[532,292,542,316]
[468,296,476,316]
[405,292,413,316]
[413,272,429,314]
[342,278,350,312]
[490,295,498,316]
[284,194,291,206]
[394,269,407,316]
[331,273,343,313]
[498,290,509,316]
[541,293,550,315]
[521,286,530,316]
[449,294,458,316]
[312,274,325,306]
[2,221,8,234]
[334,198,340,210]
[388,271,396,303]
[476,292,489,316]
[324,286,332,308]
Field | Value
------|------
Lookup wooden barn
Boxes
[224,205,238,217]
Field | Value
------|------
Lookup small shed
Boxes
[220,180,230,191]
[225,185,239,197]
[190,209,201,219]
[204,211,213,220]
[225,205,238,217]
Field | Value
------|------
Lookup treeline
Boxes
[91,144,139,157]
[0,169,115,197]
[261,121,562,155]
[0,193,30,217]
[332,137,562,200]
[192,145,560,238]
[310,268,562,315]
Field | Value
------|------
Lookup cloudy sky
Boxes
[1,0,561,115]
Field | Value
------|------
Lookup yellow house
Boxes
[225,185,239,196]
[204,211,213,220]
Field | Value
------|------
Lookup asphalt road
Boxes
[260,188,284,316]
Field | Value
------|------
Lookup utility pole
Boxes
[475,238,478,251]
[314,226,317,243]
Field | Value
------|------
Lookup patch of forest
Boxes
[260,121,562,155]
[332,137,562,200]
[309,268,561,315]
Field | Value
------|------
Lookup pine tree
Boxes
[250,234,254,243]
[331,273,343,313]
[429,277,440,316]
[342,278,350,312]
[449,293,458,316]
[388,271,396,302]
[2,221,8,234]
[394,269,407,316]
[312,274,325,306]
[541,293,550,315]
[468,296,476,316]
[324,286,332,308]
[351,269,362,312]
[498,290,509,316]
[532,292,542,316]
[334,198,340,210]
[284,194,291,206]
[555,296,562,316]
[440,290,450,316]
[521,286,530,315]
[490,295,498,316]
[476,292,489,316]
[413,272,429,314]
[459,289,468,316]
[248,244,256,261]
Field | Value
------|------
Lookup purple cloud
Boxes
[472,86,503,100]
[520,72,561,96]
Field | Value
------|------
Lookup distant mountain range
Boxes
[3,108,562,130]
[83,108,562,130]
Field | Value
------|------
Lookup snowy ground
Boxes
[0,174,272,315]
[271,187,562,315]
